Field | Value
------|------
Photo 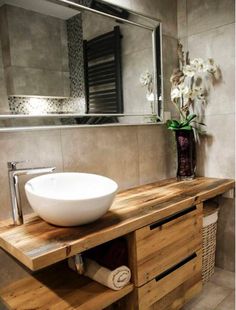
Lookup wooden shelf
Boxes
[0,262,133,310]
[0,177,234,271]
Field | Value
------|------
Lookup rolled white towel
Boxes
[68,255,131,291]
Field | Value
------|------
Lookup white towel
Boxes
[68,255,131,291]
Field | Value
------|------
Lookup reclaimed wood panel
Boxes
[137,250,202,309]
[150,273,202,310]
[0,262,133,310]
[0,177,234,271]
[133,204,203,286]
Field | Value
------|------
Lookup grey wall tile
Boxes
[187,23,235,116]
[0,6,11,68]
[196,114,235,179]
[137,125,176,184]
[7,5,65,71]
[186,0,235,36]
[177,0,187,38]
[0,5,70,97]
[5,66,69,97]
[60,126,140,190]
[163,78,179,118]
[122,48,154,115]
[178,0,235,273]
[216,197,235,272]
[0,130,63,221]
[162,35,179,82]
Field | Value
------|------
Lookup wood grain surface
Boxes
[0,177,234,271]
[133,204,203,286]
[0,262,133,310]
[137,249,202,309]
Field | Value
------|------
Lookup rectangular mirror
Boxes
[0,0,163,130]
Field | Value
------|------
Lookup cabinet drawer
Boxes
[137,250,202,309]
[133,204,202,286]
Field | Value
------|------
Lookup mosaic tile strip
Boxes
[67,14,85,99]
[8,96,85,115]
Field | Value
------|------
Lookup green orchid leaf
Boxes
[178,125,192,130]
[171,120,180,127]
[180,120,190,127]
[166,119,180,130]
[187,114,197,122]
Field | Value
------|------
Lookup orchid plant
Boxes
[140,71,156,121]
[167,42,220,134]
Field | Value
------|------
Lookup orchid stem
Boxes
[172,101,186,120]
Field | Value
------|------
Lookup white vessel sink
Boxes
[25,172,118,227]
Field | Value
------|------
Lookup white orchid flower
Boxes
[183,65,196,77]
[190,58,208,73]
[205,58,219,74]
[140,71,152,86]
[146,92,155,102]
[171,87,181,101]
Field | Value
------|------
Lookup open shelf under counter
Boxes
[0,262,133,310]
[0,177,234,271]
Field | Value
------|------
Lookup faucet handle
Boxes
[7,160,29,170]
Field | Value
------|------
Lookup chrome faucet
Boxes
[8,161,56,226]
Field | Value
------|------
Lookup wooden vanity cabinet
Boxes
[0,177,234,310]
[126,203,203,310]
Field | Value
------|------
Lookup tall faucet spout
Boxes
[7,161,56,226]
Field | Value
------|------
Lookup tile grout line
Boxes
[213,289,235,310]
[135,126,141,185]
[59,128,65,173]
[183,21,235,40]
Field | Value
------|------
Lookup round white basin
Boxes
[25,172,118,227]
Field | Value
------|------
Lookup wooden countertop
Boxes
[0,177,234,271]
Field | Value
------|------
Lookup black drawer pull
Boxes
[155,252,197,282]
[150,205,196,230]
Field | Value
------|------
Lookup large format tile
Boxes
[177,0,187,38]
[122,48,154,115]
[215,197,235,272]
[7,5,64,70]
[0,129,63,220]
[210,267,235,289]
[215,291,235,310]
[0,68,8,113]
[187,23,235,116]
[163,78,179,118]
[183,281,232,310]
[5,66,70,97]
[137,124,176,185]
[196,114,235,179]
[162,35,178,82]
[186,0,234,36]
[61,126,140,190]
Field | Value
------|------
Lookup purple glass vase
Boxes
[175,130,196,180]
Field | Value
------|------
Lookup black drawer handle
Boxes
[150,206,196,230]
[155,252,197,282]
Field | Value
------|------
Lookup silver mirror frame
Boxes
[0,0,164,131]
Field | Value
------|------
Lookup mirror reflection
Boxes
[0,0,162,126]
